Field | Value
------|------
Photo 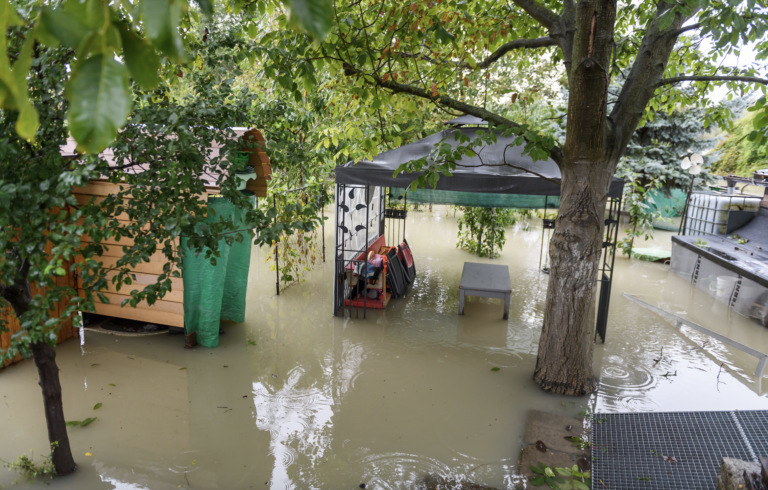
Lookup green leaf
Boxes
[531,465,545,475]
[193,0,213,16]
[93,402,102,410]
[66,54,132,154]
[657,9,675,30]
[3,32,39,142]
[288,0,333,41]
[118,24,161,90]
[179,367,187,370]
[491,367,500,371]
[143,0,187,62]
[108,383,115,387]
[1,0,22,26]
[39,6,90,49]
[529,476,545,486]
[66,421,82,427]
[80,417,97,427]
[16,100,39,143]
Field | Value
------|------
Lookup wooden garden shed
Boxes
[1,128,271,366]
[66,128,272,328]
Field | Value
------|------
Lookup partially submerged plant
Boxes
[530,463,591,490]
[1,442,58,480]
[619,174,671,257]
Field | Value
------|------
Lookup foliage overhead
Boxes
[251,0,767,185]
[0,0,335,153]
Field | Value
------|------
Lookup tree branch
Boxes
[609,2,694,156]
[370,73,562,163]
[477,36,559,69]
[668,23,701,37]
[508,0,561,31]
[397,36,558,70]
[657,75,768,87]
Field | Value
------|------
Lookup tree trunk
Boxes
[30,340,77,476]
[532,0,619,396]
[4,270,77,476]
[534,161,613,395]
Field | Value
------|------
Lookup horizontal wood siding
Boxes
[73,180,186,328]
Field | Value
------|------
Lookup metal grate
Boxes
[591,411,761,490]
[734,411,768,459]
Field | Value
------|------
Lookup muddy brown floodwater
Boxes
[2,206,768,489]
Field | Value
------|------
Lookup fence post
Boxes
[274,194,279,296]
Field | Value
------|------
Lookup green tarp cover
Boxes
[648,188,687,231]
[631,248,672,262]
[390,188,560,209]
[181,195,254,347]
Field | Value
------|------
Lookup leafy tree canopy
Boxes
[711,107,768,176]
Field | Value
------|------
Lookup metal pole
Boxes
[333,185,339,316]
[364,186,369,318]
[539,196,548,270]
[678,177,695,235]
[403,191,407,243]
[274,194,279,296]
[610,194,621,273]
[344,184,352,318]
[321,191,325,263]
[598,194,623,344]
[490,209,494,258]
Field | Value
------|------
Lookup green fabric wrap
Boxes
[181,194,254,347]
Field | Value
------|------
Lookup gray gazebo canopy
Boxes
[335,125,624,203]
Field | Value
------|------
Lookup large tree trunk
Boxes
[533,0,618,396]
[534,161,614,395]
[30,340,77,475]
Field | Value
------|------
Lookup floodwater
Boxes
[2,206,768,489]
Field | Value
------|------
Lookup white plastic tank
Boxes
[684,192,761,235]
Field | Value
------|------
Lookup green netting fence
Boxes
[181,193,255,348]
[390,188,561,209]
[391,186,687,231]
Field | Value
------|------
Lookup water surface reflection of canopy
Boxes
[335,126,624,202]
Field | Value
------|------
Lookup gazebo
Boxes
[333,117,624,342]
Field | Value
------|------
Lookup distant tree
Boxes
[619,104,718,191]
[711,109,768,176]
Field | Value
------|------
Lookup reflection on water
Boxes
[2,206,768,489]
